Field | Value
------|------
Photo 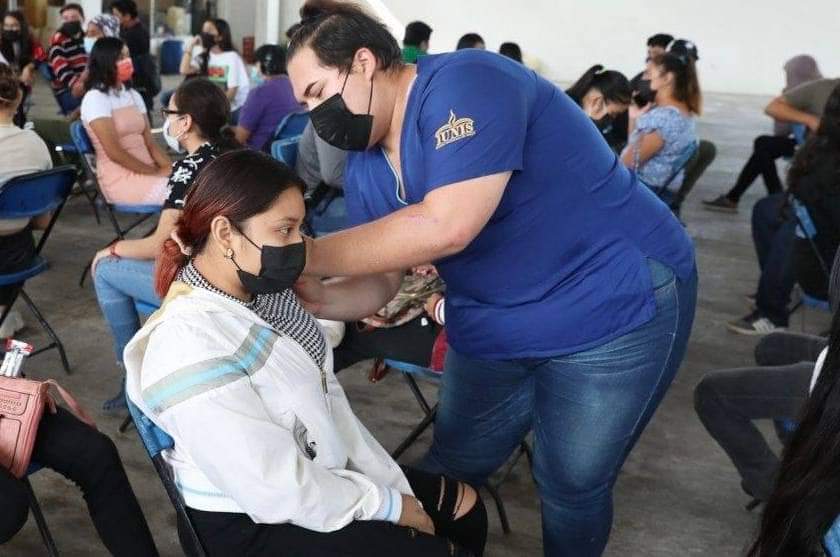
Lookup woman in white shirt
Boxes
[179,18,249,123]
[0,69,52,338]
[81,37,170,205]
[126,150,487,556]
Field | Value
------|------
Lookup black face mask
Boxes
[60,21,83,39]
[230,228,306,295]
[200,32,216,49]
[593,114,613,133]
[310,71,374,151]
[633,79,654,107]
[1,30,21,43]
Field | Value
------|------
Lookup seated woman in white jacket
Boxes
[124,150,487,557]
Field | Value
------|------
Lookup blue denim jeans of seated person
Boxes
[418,259,697,557]
[93,257,160,364]
[752,193,796,326]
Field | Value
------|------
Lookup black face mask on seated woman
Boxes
[229,225,307,295]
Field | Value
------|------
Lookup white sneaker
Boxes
[726,313,785,336]
[0,309,25,339]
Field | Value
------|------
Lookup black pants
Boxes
[693,332,825,501]
[726,135,797,203]
[188,466,487,557]
[0,407,159,555]
[0,227,36,306]
[333,317,441,373]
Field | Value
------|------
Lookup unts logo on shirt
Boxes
[435,109,476,149]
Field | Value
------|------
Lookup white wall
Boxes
[383,0,840,95]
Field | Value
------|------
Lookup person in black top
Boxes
[89,77,240,411]
[111,0,158,113]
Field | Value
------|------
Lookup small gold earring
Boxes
[225,248,233,259]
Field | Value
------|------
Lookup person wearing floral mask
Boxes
[89,77,240,412]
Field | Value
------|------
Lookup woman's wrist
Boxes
[109,241,121,258]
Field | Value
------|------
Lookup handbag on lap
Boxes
[0,376,95,478]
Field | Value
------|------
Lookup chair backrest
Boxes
[0,166,77,221]
[272,111,310,143]
[656,140,699,196]
[792,197,830,278]
[271,136,301,167]
[792,123,808,146]
[126,397,207,557]
[825,514,840,556]
[70,121,100,185]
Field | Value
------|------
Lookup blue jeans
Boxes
[93,257,160,364]
[752,193,796,325]
[419,259,697,556]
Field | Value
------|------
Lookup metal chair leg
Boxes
[391,405,437,461]
[19,290,71,374]
[24,478,60,557]
[119,414,134,433]
[403,373,433,416]
[483,483,511,534]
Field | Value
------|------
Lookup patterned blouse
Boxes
[628,106,696,191]
[178,261,327,369]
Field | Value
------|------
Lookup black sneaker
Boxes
[703,195,738,213]
[727,312,785,336]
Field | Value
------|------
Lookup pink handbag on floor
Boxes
[0,377,96,478]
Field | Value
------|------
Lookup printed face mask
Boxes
[309,71,373,151]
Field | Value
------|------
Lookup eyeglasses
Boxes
[160,108,185,118]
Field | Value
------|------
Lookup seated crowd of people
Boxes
[0,0,838,556]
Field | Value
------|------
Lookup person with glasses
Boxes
[89,77,240,412]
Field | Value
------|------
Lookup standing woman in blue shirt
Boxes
[286,3,696,555]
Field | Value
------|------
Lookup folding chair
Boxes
[25,463,59,557]
[118,300,161,434]
[0,166,77,374]
[126,397,207,557]
[652,140,700,213]
[826,514,840,556]
[788,197,831,329]
[379,357,533,534]
[70,122,161,286]
[270,112,310,167]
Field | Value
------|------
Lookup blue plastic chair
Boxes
[652,140,700,207]
[0,166,77,373]
[269,111,310,164]
[790,198,831,324]
[70,122,161,287]
[160,40,184,75]
[126,397,207,556]
[825,515,840,556]
[381,357,532,534]
[792,123,807,146]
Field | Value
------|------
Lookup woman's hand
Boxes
[20,64,34,86]
[628,101,651,122]
[191,35,202,48]
[293,276,326,315]
[90,246,114,277]
[398,494,435,536]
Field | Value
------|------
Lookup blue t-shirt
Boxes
[238,76,301,151]
[345,50,695,360]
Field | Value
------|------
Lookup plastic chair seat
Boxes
[0,256,48,286]
[111,203,162,214]
[383,359,443,382]
[802,293,830,312]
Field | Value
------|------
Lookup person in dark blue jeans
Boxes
[286,6,697,555]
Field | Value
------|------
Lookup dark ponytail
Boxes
[155,150,305,297]
[172,77,241,152]
[566,65,631,107]
[287,0,402,74]
[650,52,702,115]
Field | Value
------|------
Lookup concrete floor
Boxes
[3,78,830,556]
